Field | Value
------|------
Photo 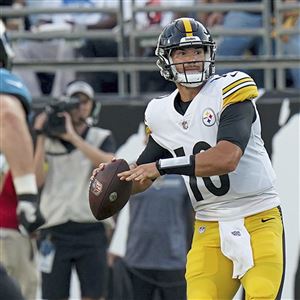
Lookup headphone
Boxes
[65,80,101,125]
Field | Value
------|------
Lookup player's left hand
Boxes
[90,157,117,182]
[118,162,160,183]
[17,198,45,236]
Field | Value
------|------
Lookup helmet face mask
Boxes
[155,18,216,87]
[169,46,213,87]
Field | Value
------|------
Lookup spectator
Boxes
[107,129,193,300]
[0,0,30,31]
[12,0,75,97]
[72,0,119,93]
[133,0,195,93]
[14,0,118,96]
[33,81,116,300]
[200,0,300,89]
[122,174,193,300]
[280,2,300,88]
[0,19,44,300]
[200,0,266,86]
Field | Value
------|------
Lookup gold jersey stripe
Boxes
[223,81,256,100]
[223,85,258,108]
[182,18,193,37]
[222,77,254,94]
[145,126,152,135]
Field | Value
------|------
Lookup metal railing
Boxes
[1,2,128,94]
[1,0,299,98]
[274,1,300,89]
[129,0,277,94]
[13,56,299,72]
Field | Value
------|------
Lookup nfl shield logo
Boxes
[199,226,206,234]
[181,120,189,129]
[91,179,103,196]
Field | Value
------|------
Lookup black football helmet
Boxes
[155,17,216,87]
[0,19,14,70]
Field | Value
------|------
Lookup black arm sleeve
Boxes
[99,134,116,153]
[136,135,173,165]
[217,100,256,153]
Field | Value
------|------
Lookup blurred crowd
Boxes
[1,0,299,98]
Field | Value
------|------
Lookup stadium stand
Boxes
[1,0,299,98]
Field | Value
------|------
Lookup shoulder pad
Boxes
[0,68,32,114]
[222,71,258,108]
[211,71,258,108]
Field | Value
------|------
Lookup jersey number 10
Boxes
[174,141,230,201]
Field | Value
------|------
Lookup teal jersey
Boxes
[0,68,32,114]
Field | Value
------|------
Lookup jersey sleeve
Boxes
[221,71,258,109]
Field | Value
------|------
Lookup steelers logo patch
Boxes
[202,108,216,127]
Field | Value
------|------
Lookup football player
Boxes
[0,19,45,300]
[94,18,285,299]
[0,20,44,235]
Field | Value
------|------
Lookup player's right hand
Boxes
[17,194,45,236]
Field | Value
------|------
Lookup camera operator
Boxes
[33,81,115,300]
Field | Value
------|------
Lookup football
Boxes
[89,159,133,220]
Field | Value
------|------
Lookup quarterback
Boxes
[99,18,285,299]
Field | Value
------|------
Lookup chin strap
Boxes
[180,81,203,88]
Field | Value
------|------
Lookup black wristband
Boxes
[18,194,38,203]
[34,129,44,136]
[156,155,196,176]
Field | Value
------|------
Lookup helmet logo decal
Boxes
[202,108,216,127]
[180,36,200,44]
[182,18,193,37]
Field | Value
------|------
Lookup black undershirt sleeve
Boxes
[136,135,173,165]
[217,100,256,153]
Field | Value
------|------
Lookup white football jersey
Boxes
[145,71,280,221]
